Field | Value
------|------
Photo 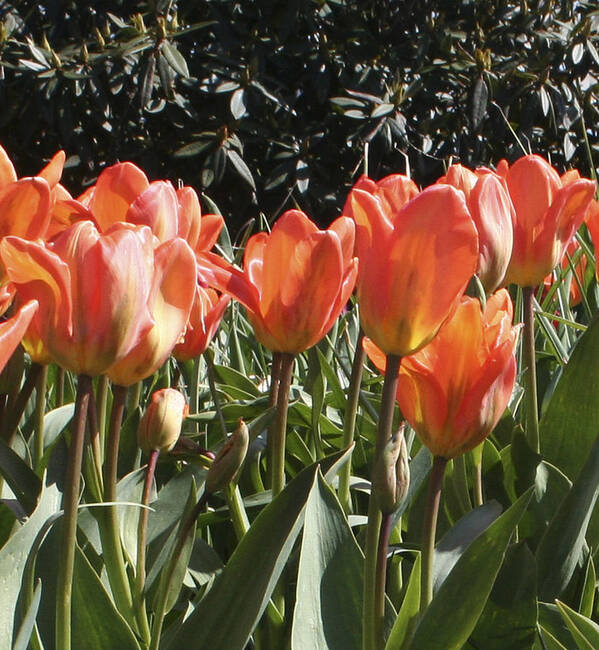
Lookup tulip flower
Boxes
[138,388,188,454]
[437,164,514,293]
[106,237,197,386]
[344,174,479,356]
[498,155,595,288]
[198,209,358,354]
[0,221,157,376]
[364,289,519,459]
[52,161,224,252]
[173,286,230,362]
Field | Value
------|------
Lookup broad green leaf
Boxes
[291,471,363,650]
[539,603,576,649]
[0,437,41,515]
[72,545,140,650]
[166,463,320,649]
[12,578,41,650]
[555,600,599,650]
[213,364,261,397]
[540,313,599,481]
[536,432,599,601]
[409,489,532,650]
[470,542,537,649]
[386,554,421,650]
[160,41,189,77]
[433,501,502,592]
[0,482,60,648]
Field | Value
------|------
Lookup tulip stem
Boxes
[33,364,48,472]
[522,286,540,453]
[56,365,65,406]
[265,352,282,488]
[97,375,109,454]
[374,513,393,648]
[56,374,92,650]
[363,353,401,650]
[135,448,159,645]
[420,455,448,613]
[204,348,227,440]
[338,330,365,514]
[271,353,295,498]
[98,384,135,627]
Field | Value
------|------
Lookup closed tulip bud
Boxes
[138,388,187,454]
[372,424,410,515]
[205,419,249,494]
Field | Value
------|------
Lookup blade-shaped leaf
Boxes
[0,437,41,515]
[555,600,599,650]
[291,470,363,650]
[409,489,532,650]
[386,554,421,650]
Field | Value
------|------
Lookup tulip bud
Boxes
[372,424,410,515]
[137,388,187,454]
[205,419,249,494]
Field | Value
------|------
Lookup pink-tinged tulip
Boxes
[0,221,157,376]
[0,300,38,374]
[344,174,478,356]
[52,162,224,252]
[438,164,514,292]
[365,289,519,459]
[173,286,230,362]
[198,210,358,354]
[497,155,595,287]
[138,388,188,453]
[106,238,196,386]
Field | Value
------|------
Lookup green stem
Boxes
[204,348,228,440]
[96,375,109,458]
[338,330,365,514]
[99,384,135,626]
[271,353,294,497]
[523,286,540,453]
[265,352,282,489]
[474,460,483,507]
[56,365,65,407]
[56,374,92,650]
[33,364,48,472]
[363,353,401,650]
[420,455,448,613]
[135,449,159,645]
[374,513,393,649]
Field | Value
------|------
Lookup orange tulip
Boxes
[438,164,514,292]
[497,154,595,287]
[344,174,478,356]
[0,300,38,373]
[365,289,519,459]
[173,286,230,362]
[106,237,197,386]
[138,388,188,454]
[0,221,158,376]
[51,162,223,252]
[198,210,358,354]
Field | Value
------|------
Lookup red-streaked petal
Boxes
[0,177,52,239]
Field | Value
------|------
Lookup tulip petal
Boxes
[0,300,38,373]
[38,150,66,188]
[0,146,16,188]
[126,180,179,242]
[89,162,149,231]
[0,177,52,239]
[374,173,420,217]
[328,216,356,266]
[244,232,267,297]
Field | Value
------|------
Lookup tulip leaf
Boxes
[555,600,599,650]
[0,482,60,648]
[469,542,537,649]
[433,500,503,592]
[386,554,421,650]
[408,489,532,650]
[536,432,599,602]
[291,470,363,650]
[0,437,41,516]
[539,603,577,649]
[213,364,261,397]
[540,313,599,481]
[165,462,320,649]
[72,544,141,650]
[12,578,41,650]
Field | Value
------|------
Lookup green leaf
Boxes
[291,471,363,650]
[230,88,246,119]
[539,603,576,649]
[166,463,320,649]
[213,364,261,397]
[536,432,599,601]
[12,579,41,650]
[386,554,421,650]
[0,482,60,648]
[226,149,256,190]
[409,489,532,650]
[72,545,140,649]
[555,600,599,650]
[540,314,599,481]
[160,41,189,77]
[0,437,41,515]
[469,542,537,649]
